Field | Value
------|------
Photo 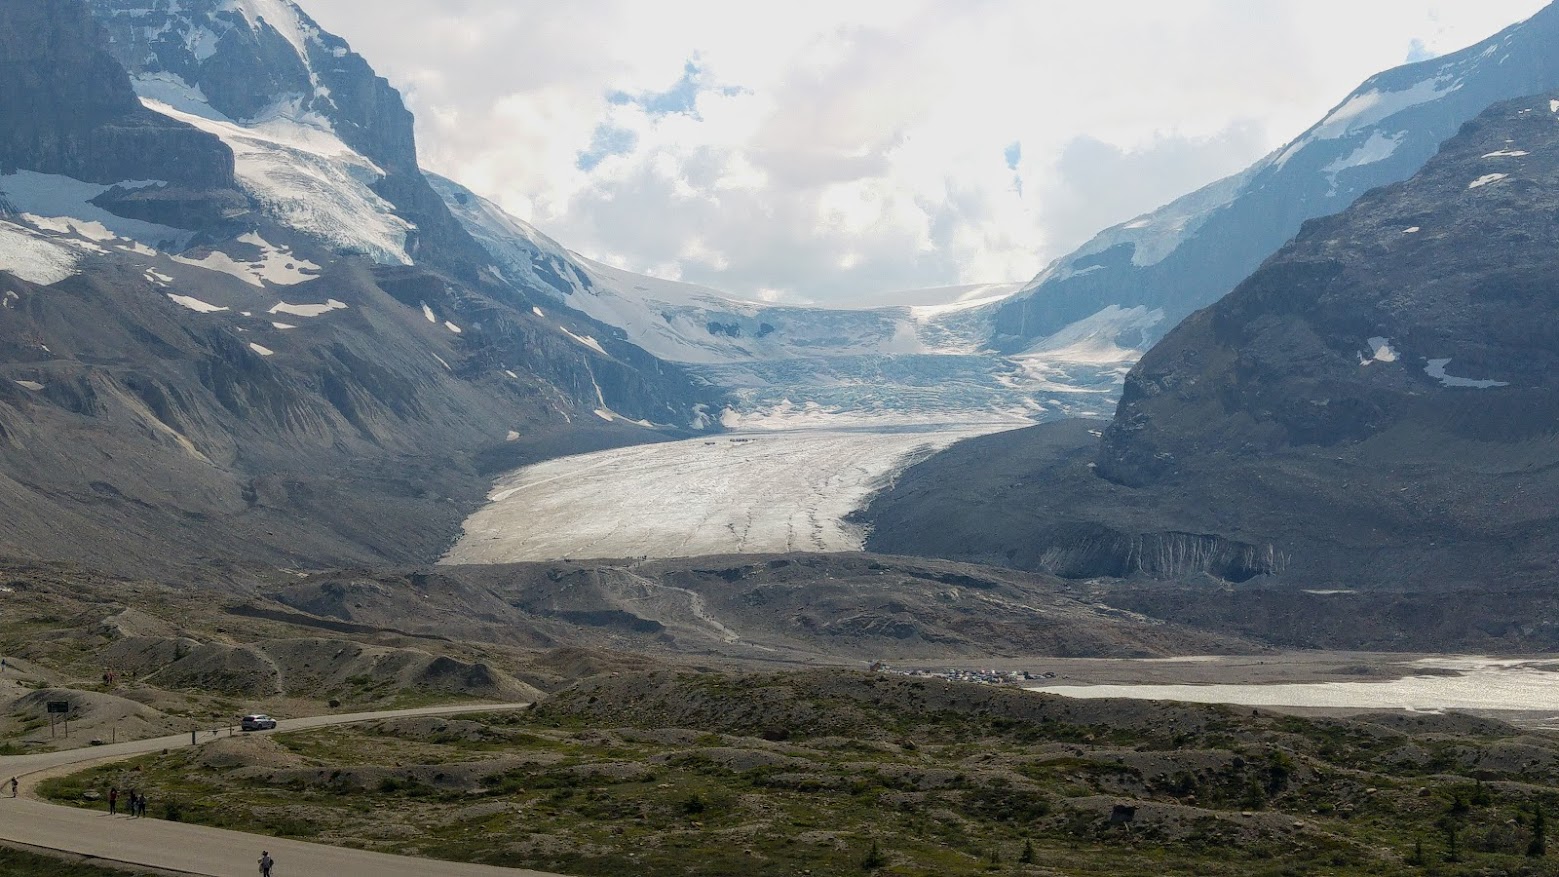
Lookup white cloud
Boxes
[300,0,1549,302]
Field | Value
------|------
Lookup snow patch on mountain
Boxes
[1426,358,1508,389]
[1278,76,1461,168]
[171,236,319,288]
[1322,131,1406,193]
[269,299,346,318]
[1468,173,1509,189]
[1023,305,1165,364]
[235,232,321,284]
[1025,162,1262,287]
[1361,337,1399,365]
[0,171,189,251]
[167,294,229,314]
[561,327,606,356]
[226,0,315,66]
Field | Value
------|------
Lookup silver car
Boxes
[240,714,278,731]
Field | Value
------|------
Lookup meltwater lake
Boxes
[1031,656,1559,724]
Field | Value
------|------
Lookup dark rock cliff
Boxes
[0,0,235,189]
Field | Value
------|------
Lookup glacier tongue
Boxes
[443,425,1012,564]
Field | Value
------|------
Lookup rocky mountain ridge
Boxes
[0,0,720,576]
[865,88,1559,592]
[88,0,489,272]
[992,1,1559,364]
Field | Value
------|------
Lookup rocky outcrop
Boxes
[868,90,1559,591]
[1098,94,1559,488]
[0,0,234,189]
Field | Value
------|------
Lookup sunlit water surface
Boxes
[1031,657,1559,724]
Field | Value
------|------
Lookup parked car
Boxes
[240,714,278,731]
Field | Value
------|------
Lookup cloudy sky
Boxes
[301,0,1546,304]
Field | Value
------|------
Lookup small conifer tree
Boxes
[1530,803,1547,858]
[862,840,886,871]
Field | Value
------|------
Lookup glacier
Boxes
[443,424,1013,564]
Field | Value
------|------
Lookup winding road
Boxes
[0,703,566,876]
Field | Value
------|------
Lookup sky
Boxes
[300,0,1549,305]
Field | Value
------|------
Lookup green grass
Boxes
[37,672,1559,877]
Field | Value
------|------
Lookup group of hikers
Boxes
[94,784,277,876]
[106,786,149,818]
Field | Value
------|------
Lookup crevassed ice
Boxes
[0,222,80,285]
[442,425,1012,564]
[144,99,413,265]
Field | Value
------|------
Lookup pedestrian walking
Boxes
[137,792,147,818]
[127,789,139,817]
[9,777,16,798]
[108,786,119,815]
[258,850,275,876]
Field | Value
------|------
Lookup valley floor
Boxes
[34,670,1559,877]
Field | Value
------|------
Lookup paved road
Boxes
[0,703,566,876]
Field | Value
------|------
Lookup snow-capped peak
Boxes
[995,1,1559,354]
[225,0,316,65]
